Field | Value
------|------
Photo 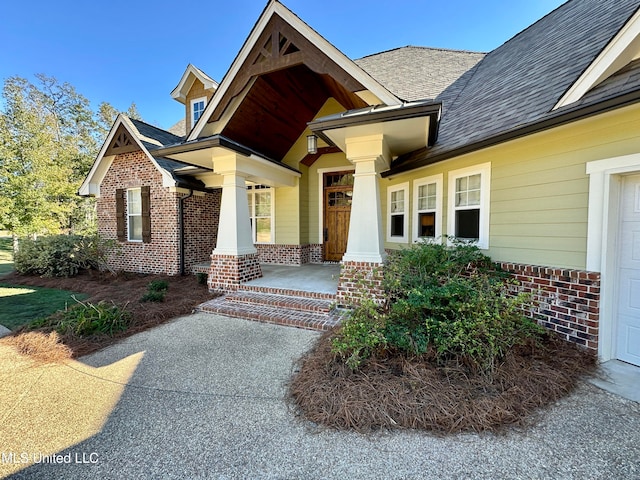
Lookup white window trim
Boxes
[447,163,491,249]
[127,187,142,243]
[387,182,409,243]
[247,185,275,244]
[190,96,207,125]
[413,174,443,243]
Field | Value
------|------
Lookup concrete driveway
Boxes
[1,313,639,479]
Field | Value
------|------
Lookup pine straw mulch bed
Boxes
[288,331,597,434]
[1,270,216,359]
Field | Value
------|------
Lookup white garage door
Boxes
[616,174,640,366]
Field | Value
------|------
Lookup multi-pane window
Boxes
[191,97,206,125]
[387,183,409,243]
[247,185,273,243]
[454,173,481,240]
[413,174,442,242]
[127,188,142,242]
[448,163,491,249]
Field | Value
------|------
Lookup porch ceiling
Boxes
[221,64,367,160]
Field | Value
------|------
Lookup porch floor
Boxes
[246,264,340,295]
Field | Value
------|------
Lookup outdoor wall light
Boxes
[307,134,318,154]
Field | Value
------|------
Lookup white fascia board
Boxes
[79,115,126,196]
[79,114,177,197]
[554,8,640,110]
[187,1,400,142]
[170,64,218,103]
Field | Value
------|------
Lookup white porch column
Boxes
[342,135,390,263]
[208,152,261,292]
[212,171,255,256]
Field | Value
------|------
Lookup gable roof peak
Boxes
[358,45,486,61]
[187,0,401,141]
[554,3,640,109]
[170,63,218,104]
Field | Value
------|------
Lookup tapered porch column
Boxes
[209,154,262,291]
[337,135,390,305]
[213,172,256,256]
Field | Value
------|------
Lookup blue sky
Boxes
[0,0,565,131]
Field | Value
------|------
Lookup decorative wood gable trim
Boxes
[106,125,139,155]
[208,15,366,125]
[80,115,178,197]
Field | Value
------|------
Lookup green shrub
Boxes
[335,242,544,374]
[14,234,119,277]
[141,290,165,303]
[147,280,169,292]
[31,299,131,337]
[196,272,208,285]
[331,298,386,370]
[140,279,169,302]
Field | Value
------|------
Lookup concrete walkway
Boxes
[1,313,640,479]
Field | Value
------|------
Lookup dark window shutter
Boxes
[141,186,151,243]
[115,189,126,242]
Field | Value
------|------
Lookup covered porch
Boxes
[197,263,346,331]
[194,262,340,296]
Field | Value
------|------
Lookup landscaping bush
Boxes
[14,234,118,277]
[334,242,544,374]
[30,299,131,337]
[140,279,169,302]
[331,298,386,370]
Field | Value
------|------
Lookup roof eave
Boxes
[152,134,301,175]
[309,102,442,151]
[384,88,640,178]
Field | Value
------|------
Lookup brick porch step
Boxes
[197,290,348,331]
[225,290,333,313]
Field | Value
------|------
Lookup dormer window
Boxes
[191,97,206,125]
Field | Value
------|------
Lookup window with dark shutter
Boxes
[115,189,126,242]
[141,186,151,243]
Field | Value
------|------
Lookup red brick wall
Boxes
[183,191,221,272]
[336,261,385,306]
[209,253,262,291]
[97,151,221,276]
[255,243,324,265]
[499,263,600,350]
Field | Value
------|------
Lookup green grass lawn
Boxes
[0,236,13,276]
[0,283,88,331]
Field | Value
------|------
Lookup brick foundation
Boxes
[499,263,601,350]
[336,261,385,306]
[208,253,262,292]
[255,243,324,265]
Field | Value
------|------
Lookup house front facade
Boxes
[81,0,640,366]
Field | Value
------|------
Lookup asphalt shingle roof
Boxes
[355,46,485,103]
[392,0,640,170]
[569,57,640,109]
[130,118,183,148]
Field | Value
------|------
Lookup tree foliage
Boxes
[0,74,141,238]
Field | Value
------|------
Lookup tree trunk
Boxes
[12,233,19,254]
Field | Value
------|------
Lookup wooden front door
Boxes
[323,171,354,262]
